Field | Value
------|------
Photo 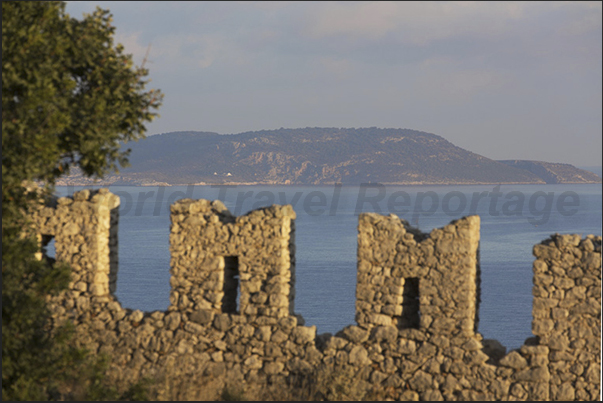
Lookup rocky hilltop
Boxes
[56,128,601,186]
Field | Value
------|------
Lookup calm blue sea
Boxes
[54,183,602,351]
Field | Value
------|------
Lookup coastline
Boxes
[54,179,602,187]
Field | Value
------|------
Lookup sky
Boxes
[65,1,602,167]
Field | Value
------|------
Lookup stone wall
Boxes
[33,189,601,400]
[532,235,601,400]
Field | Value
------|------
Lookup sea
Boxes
[53,182,602,352]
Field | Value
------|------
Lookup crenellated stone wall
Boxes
[531,235,601,400]
[32,189,601,400]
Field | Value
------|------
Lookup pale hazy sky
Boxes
[65,1,602,166]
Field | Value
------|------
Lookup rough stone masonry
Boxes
[32,189,601,400]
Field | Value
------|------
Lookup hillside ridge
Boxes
[55,128,601,186]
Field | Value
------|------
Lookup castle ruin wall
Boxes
[32,189,601,400]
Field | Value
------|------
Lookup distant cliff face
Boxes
[56,128,601,186]
[498,160,602,184]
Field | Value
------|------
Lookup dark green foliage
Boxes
[2,1,161,399]
[1,226,71,400]
[2,1,161,191]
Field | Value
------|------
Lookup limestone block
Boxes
[584,362,600,383]
[254,326,271,342]
[370,369,388,385]
[532,318,554,335]
[371,325,398,344]
[322,336,347,352]
[268,293,289,307]
[292,326,315,345]
[368,313,393,326]
[430,317,456,334]
[464,350,490,366]
[397,338,417,355]
[399,390,419,401]
[213,314,232,332]
[533,244,561,261]
[160,312,180,332]
[548,334,570,351]
[340,325,369,344]
[184,322,204,334]
[422,389,444,401]
[408,370,433,392]
[515,366,550,383]
[263,361,284,375]
[348,345,370,366]
[189,310,213,326]
[461,338,481,352]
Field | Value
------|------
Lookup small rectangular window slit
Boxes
[398,277,420,329]
[222,256,239,314]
